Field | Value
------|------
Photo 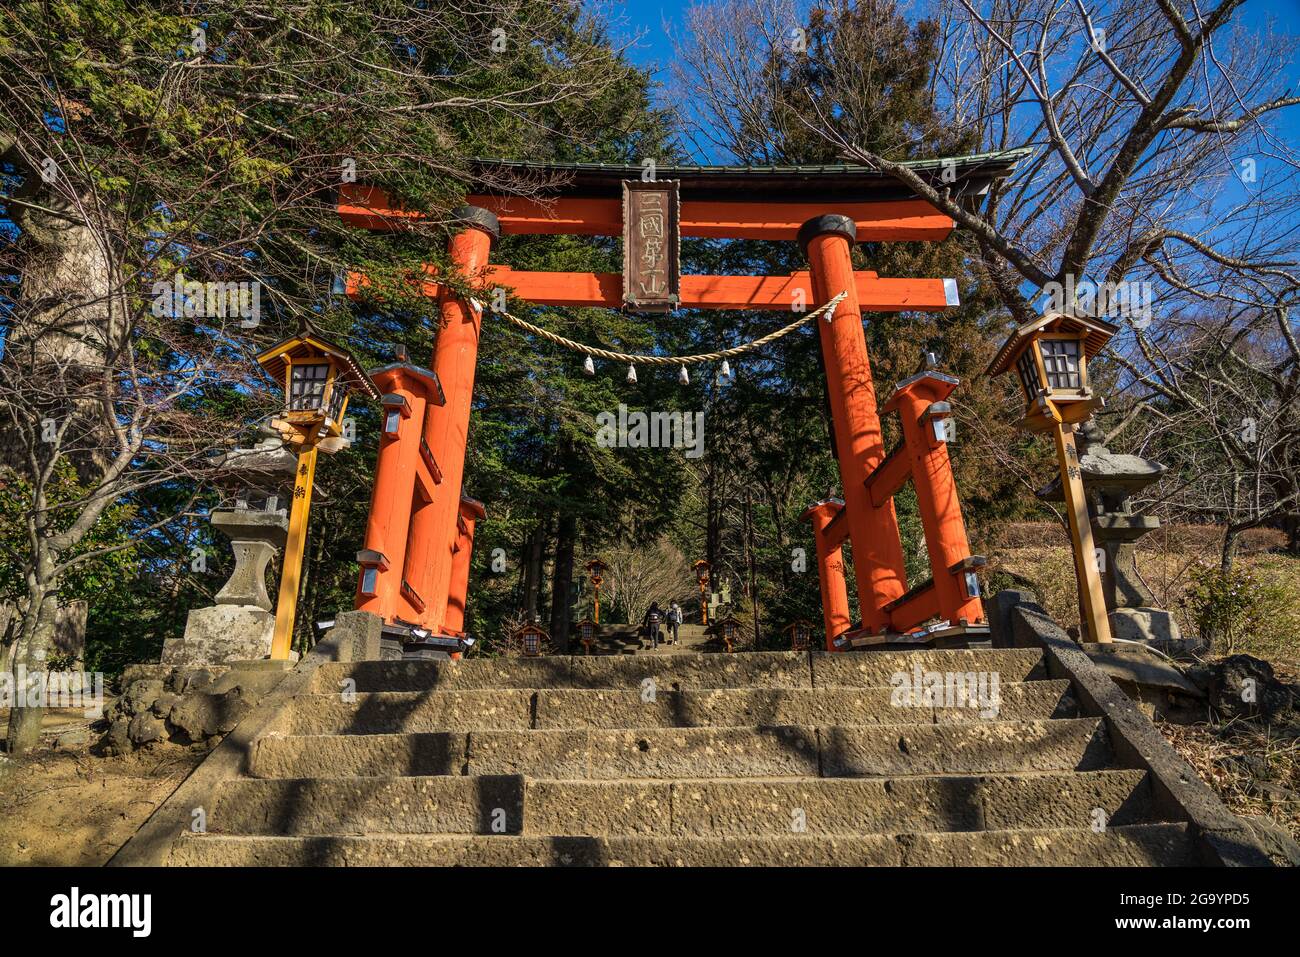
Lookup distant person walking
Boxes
[642,602,664,650]
[668,602,682,644]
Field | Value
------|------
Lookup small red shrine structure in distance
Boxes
[337,152,1027,655]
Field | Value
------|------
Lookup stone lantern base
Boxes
[1109,606,1180,643]
[162,604,281,668]
[162,507,293,668]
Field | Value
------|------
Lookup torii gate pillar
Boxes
[421,208,498,635]
[801,216,908,631]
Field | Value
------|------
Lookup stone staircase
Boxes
[589,622,710,655]
[167,647,1200,865]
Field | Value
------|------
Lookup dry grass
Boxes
[990,524,1300,668]
[1157,713,1300,843]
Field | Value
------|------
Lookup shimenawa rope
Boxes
[470,290,847,366]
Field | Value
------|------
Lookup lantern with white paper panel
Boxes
[987,313,1116,643]
[783,619,813,652]
[575,616,598,655]
[258,332,379,450]
[256,331,379,659]
[987,312,1117,433]
[514,621,549,657]
[716,613,743,653]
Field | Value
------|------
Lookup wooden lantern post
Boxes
[575,616,597,656]
[714,613,743,653]
[584,558,609,624]
[783,619,813,652]
[692,559,711,625]
[515,621,549,658]
[256,332,379,660]
[988,312,1117,643]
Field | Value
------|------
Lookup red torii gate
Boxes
[338,155,1022,655]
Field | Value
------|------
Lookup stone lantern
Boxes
[1038,419,1182,647]
[163,436,298,667]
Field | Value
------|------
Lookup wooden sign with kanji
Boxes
[622,180,680,312]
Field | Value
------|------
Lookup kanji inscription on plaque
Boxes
[622,180,680,312]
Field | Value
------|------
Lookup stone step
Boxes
[250,718,1107,779]
[277,681,1075,735]
[309,652,811,693]
[811,648,1046,687]
[549,680,1070,729]
[170,823,1196,866]
[277,689,535,735]
[208,769,1151,837]
[308,648,1045,694]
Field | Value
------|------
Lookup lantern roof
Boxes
[256,331,382,401]
[986,312,1118,377]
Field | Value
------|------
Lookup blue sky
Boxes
[607,0,1300,69]
[601,0,1300,160]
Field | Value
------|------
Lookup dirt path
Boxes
[0,712,203,867]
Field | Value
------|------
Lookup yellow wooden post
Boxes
[270,445,319,659]
[1051,418,1113,644]
[593,585,601,625]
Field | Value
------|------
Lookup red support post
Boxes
[801,216,908,632]
[883,372,984,629]
[355,363,443,621]
[801,499,853,651]
[444,496,486,636]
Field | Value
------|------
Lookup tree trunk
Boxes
[549,514,576,653]
[5,586,56,756]
[522,522,546,620]
[706,460,721,589]
[744,486,762,651]
[3,186,120,481]
[1220,526,1240,575]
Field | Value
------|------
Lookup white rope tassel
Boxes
[678,364,690,385]
[626,363,638,384]
[582,355,595,376]
[720,359,732,379]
